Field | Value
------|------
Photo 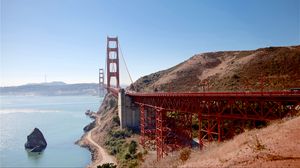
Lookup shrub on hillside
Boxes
[104,127,142,167]
[112,115,120,126]
[129,140,137,154]
[97,163,117,168]
[109,98,116,108]
[108,129,132,139]
[179,148,191,162]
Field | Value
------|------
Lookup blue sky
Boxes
[1,0,299,86]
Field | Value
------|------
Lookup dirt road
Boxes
[86,118,116,167]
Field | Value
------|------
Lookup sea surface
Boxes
[0,95,102,167]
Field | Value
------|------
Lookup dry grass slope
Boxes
[130,45,300,92]
[140,116,300,167]
[182,116,300,167]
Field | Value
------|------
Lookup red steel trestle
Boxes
[133,91,300,160]
[140,105,156,149]
[139,105,195,159]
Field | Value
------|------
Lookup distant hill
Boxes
[0,82,100,96]
[129,45,300,92]
[25,81,67,86]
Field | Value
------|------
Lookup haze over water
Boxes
[0,95,102,167]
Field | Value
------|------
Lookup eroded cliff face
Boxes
[130,46,300,92]
[92,93,119,147]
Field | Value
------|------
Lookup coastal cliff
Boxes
[76,93,118,167]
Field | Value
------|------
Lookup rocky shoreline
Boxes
[75,110,98,167]
[76,99,117,168]
[76,137,97,162]
[76,93,120,167]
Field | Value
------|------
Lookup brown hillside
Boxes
[142,116,300,168]
[129,45,300,92]
[182,116,300,167]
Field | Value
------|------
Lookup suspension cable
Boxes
[119,42,134,85]
[104,41,107,88]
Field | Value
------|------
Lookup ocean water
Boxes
[0,95,102,167]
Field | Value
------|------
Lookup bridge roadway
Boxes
[108,87,300,159]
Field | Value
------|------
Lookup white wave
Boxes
[0,108,60,114]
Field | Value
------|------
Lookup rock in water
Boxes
[25,128,47,152]
[83,120,96,132]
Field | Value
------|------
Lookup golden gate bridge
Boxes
[100,36,300,159]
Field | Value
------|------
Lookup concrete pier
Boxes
[118,89,140,130]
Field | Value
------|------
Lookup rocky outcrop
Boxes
[25,128,47,152]
[84,110,96,132]
[84,120,96,132]
[85,110,96,119]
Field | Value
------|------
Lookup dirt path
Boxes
[87,117,116,167]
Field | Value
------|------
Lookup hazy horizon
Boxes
[0,81,132,87]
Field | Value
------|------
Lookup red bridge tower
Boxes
[106,36,120,89]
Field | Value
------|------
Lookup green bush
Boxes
[104,128,141,167]
[112,115,120,125]
[109,98,116,107]
[124,152,132,160]
[97,163,117,168]
[128,140,137,154]
[108,129,132,139]
[128,160,138,168]
[105,137,125,155]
